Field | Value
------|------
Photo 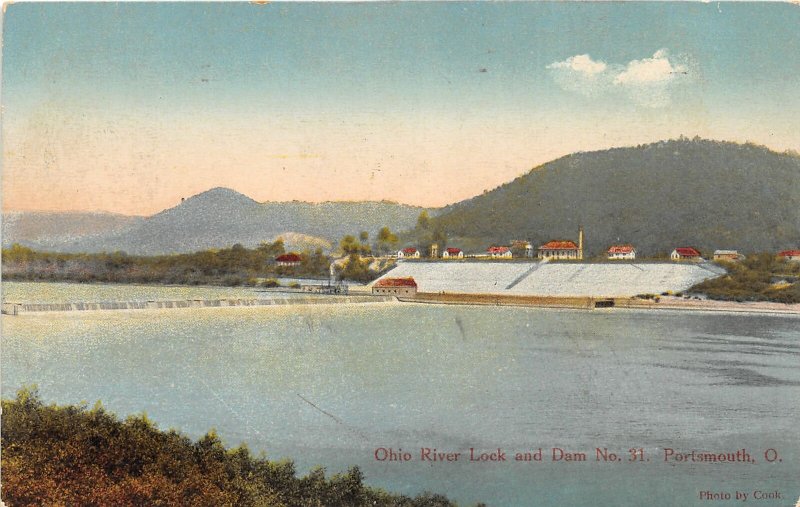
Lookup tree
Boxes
[416,211,430,231]
[359,231,369,243]
[257,239,285,258]
[339,235,360,255]
[376,227,399,255]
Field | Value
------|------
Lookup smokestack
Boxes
[578,226,584,260]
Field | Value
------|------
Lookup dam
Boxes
[372,261,724,298]
[1,295,394,315]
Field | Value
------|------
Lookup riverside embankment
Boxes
[400,292,800,315]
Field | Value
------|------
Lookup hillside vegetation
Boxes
[1,387,467,507]
[690,254,800,303]
[427,139,800,256]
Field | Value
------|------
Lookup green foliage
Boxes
[376,226,400,255]
[1,242,331,287]
[690,254,800,303]
[339,235,360,255]
[1,388,467,507]
[416,211,431,231]
[408,211,448,255]
[339,253,375,283]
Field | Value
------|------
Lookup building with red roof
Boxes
[538,227,584,261]
[397,247,420,259]
[713,250,742,262]
[777,250,800,262]
[275,253,302,266]
[372,277,418,296]
[442,247,464,259]
[670,247,702,262]
[487,246,512,259]
[607,245,636,260]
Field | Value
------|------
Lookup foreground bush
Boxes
[1,387,469,507]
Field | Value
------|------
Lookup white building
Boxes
[487,246,512,259]
[713,250,742,261]
[671,247,702,261]
[607,245,636,260]
[442,248,464,259]
[397,247,420,259]
[538,227,584,261]
[778,250,800,262]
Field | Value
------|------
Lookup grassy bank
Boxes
[1,387,475,507]
[689,254,800,303]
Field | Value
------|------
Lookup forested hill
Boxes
[428,139,800,256]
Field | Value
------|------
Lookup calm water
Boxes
[2,282,799,506]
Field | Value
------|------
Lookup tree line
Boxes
[2,241,330,287]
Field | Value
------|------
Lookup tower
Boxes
[430,243,439,259]
[578,226,584,260]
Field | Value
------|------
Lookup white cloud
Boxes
[547,48,692,108]
[547,54,607,76]
[614,49,687,85]
[545,54,613,97]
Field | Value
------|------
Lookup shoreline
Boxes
[398,292,800,316]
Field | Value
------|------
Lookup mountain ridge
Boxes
[4,138,798,256]
[427,138,800,255]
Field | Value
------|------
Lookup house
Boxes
[538,227,584,260]
[670,247,702,261]
[487,246,512,259]
[275,253,302,266]
[713,250,742,261]
[397,247,420,259]
[607,245,636,260]
[539,241,580,260]
[372,277,418,296]
[777,250,800,262]
[511,240,534,258]
[442,247,464,259]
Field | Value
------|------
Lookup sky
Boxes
[2,2,799,215]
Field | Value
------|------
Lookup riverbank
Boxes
[400,292,800,315]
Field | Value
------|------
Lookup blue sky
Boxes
[3,2,799,213]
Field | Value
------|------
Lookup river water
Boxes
[2,282,799,506]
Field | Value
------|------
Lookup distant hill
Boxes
[425,139,800,256]
[4,188,430,255]
[2,211,144,252]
